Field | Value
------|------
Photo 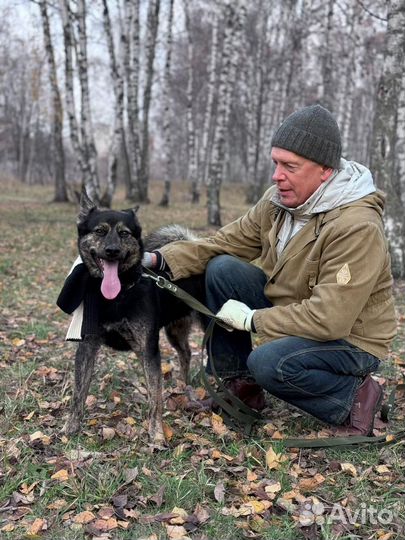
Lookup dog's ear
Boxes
[123,206,140,217]
[77,188,96,224]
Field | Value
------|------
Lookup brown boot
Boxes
[334,375,383,436]
[185,377,266,412]
[224,377,266,411]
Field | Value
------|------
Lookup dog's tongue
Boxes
[100,260,121,300]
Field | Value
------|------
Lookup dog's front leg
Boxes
[140,345,166,445]
[64,335,100,435]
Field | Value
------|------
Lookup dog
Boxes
[59,190,205,444]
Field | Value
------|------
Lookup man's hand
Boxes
[216,299,255,332]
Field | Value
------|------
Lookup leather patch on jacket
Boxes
[336,263,351,285]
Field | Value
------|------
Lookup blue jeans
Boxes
[205,255,380,425]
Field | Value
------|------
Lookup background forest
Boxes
[0,0,404,265]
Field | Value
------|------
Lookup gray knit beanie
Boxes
[271,104,342,169]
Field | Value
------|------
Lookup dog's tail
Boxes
[144,224,198,251]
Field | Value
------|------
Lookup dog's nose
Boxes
[105,247,120,258]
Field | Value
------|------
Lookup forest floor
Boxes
[0,180,405,540]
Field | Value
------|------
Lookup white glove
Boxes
[216,299,256,332]
[142,251,157,268]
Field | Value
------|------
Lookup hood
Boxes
[272,158,378,217]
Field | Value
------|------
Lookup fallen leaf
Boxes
[93,517,118,531]
[27,517,47,535]
[29,431,51,445]
[73,511,96,524]
[51,469,69,482]
[1,523,15,532]
[169,506,188,525]
[264,481,282,495]
[265,445,288,470]
[163,422,174,441]
[164,524,191,539]
[211,412,229,436]
[102,427,116,440]
[375,464,390,474]
[214,480,225,503]
[298,474,325,492]
[341,463,357,477]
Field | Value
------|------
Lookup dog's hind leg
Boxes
[164,317,192,384]
[64,335,100,435]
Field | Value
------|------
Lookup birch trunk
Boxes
[137,0,160,203]
[371,0,405,277]
[197,9,219,195]
[100,0,125,207]
[159,0,174,207]
[321,0,335,111]
[39,0,67,202]
[60,0,86,197]
[183,0,198,203]
[206,1,246,226]
[76,0,100,201]
[125,0,141,201]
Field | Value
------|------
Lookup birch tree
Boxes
[137,0,160,203]
[76,0,100,200]
[206,0,246,226]
[38,0,67,202]
[100,0,125,207]
[371,0,405,277]
[183,0,198,204]
[59,0,99,202]
[196,7,219,202]
[124,0,141,201]
[159,0,175,207]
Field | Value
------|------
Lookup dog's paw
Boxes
[63,416,81,436]
[148,427,167,447]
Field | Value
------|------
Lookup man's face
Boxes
[271,147,333,208]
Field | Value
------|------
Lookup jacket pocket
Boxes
[298,258,320,298]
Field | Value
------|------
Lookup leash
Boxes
[143,267,404,448]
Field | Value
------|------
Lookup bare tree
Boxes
[137,0,160,203]
[371,0,405,277]
[197,7,219,202]
[159,0,175,207]
[38,0,67,202]
[124,0,141,201]
[59,0,99,202]
[76,0,100,199]
[206,0,246,226]
[100,0,125,206]
[183,0,198,204]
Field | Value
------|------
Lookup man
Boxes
[144,104,397,436]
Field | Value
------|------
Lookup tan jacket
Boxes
[160,187,397,359]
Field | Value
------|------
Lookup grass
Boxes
[0,179,405,540]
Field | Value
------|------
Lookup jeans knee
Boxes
[247,350,279,388]
[206,255,237,285]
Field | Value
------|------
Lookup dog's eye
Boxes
[94,227,107,236]
[119,230,131,238]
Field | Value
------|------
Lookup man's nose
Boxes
[272,164,285,182]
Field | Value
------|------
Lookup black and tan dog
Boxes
[57,191,204,444]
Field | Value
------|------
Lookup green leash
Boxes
[143,267,403,448]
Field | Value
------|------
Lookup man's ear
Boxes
[320,167,334,182]
[77,187,96,224]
